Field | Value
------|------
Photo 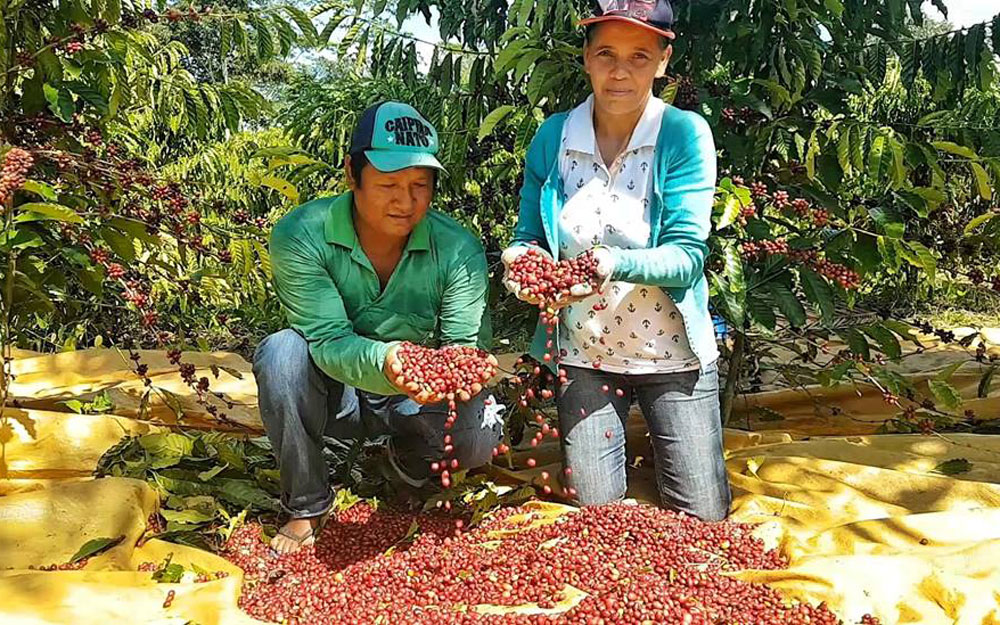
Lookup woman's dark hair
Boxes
[584,23,670,50]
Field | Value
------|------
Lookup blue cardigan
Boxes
[512,104,720,372]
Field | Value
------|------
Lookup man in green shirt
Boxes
[254,102,501,554]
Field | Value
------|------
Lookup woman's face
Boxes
[583,21,672,117]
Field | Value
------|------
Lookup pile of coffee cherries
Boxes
[507,249,602,322]
[223,501,879,625]
[394,343,497,401]
[393,343,499,487]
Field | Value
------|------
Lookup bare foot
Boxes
[270,516,324,555]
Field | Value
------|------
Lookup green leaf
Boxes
[514,49,546,82]
[153,563,186,583]
[259,175,299,204]
[21,180,58,201]
[105,0,121,23]
[932,458,972,476]
[78,265,105,297]
[889,138,906,189]
[824,0,844,18]
[61,400,85,414]
[978,365,996,398]
[253,16,276,59]
[819,360,856,386]
[197,464,227,481]
[969,162,992,201]
[913,187,947,210]
[66,81,109,115]
[517,0,533,25]
[252,240,272,278]
[928,379,963,410]
[837,127,853,176]
[867,134,885,182]
[964,211,998,235]
[800,269,835,326]
[108,217,158,244]
[215,479,279,511]
[903,241,937,282]
[841,328,871,360]
[851,125,866,172]
[100,227,136,262]
[853,233,880,274]
[710,274,744,325]
[748,295,776,331]
[863,324,902,359]
[284,5,318,43]
[15,203,83,224]
[931,141,978,160]
[139,432,194,458]
[0,227,44,250]
[716,194,741,230]
[769,282,807,327]
[43,84,75,122]
[494,40,530,74]
[936,360,964,382]
[722,243,744,293]
[881,320,924,346]
[160,508,216,524]
[477,105,514,142]
[69,535,126,564]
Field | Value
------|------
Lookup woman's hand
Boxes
[501,245,549,305]
[562,247,616,301]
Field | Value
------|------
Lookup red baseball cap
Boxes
[579,0,676,40]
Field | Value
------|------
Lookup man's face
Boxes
[347,158,435,239]
[583,21,672,117]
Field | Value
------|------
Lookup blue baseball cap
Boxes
[348,101,445,173]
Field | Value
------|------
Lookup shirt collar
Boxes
[563,94,665,156]
[325,192,431,252]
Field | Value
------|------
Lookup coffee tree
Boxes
[0,0,316,436]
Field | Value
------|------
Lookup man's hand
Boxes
[456,352,499,402]
[384,344,500,405]
[501,245,549,306]
[384,343,443,405]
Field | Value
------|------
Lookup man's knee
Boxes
[253,329,310,380]
[449,396,503,470]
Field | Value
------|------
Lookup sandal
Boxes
[270,508,332,553]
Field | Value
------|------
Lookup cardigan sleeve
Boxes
[608,110,716,288]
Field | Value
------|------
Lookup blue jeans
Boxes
[253,329,503,518]
[557,362,731,521]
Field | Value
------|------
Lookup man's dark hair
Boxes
[584,23,670,50]
[349,150,369,185]
[348,150,438,188]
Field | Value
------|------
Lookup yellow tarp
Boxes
[1,336,999,624]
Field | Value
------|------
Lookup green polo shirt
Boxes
[269,192,491,396]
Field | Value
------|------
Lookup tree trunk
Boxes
[721,331,746,427]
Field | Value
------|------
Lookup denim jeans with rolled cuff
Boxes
[556,361,731,521]
[253,329,503,519]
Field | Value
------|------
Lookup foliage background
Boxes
[2,0,1000,435]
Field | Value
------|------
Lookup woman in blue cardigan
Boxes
[501,0,730,520]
